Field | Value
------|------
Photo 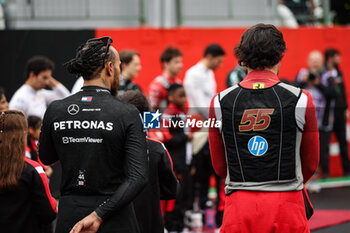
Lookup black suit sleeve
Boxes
[158,144,179,200]
[38,102,59,165]
[95,108,148,220]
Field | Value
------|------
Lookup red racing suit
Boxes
[148,74,182,111]
[209,70,319,233]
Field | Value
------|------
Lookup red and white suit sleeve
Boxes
[148,79,166,111]
[208,94,227,178]
[297,90,319,183]
[25,158,57,223]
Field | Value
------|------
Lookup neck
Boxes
[25,79,37,90]
[83,77,110,89]
[169,103,183,110]
[163,70,175,78]
[201,58,210,69]
[327,61,334,70]
[121,71,132,80]
[247,64,279,75]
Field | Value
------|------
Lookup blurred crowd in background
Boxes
[1,41,349,232]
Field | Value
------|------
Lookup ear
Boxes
[28,71,36,79]
[28,127,34,135]
[206,54,213,60]
[168,95,174,102]
[106,61,114,76]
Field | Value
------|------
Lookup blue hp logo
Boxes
[143,110,161,129]
[248,136,268,156]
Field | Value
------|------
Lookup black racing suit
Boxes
[133,138,178,233]
[39,86,148,233]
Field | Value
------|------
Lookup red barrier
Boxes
[96,27,350,101]
[96,27,350,177]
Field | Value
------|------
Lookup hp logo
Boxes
[248,136,268,156]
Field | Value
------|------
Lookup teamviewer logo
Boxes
[62,137,69,144]
[143,110,161,129]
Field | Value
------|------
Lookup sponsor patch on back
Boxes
[81,96,93,102]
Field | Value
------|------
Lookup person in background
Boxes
[9,56,70,119]
[295,50,324,89]
[322,48,350,176]
[161,84,193,233]
[26,115,53,178]
[118,50,142,95]
[209,24,319,232]
[226,64,247,88]
[183,44,225,228]
[71,76,84,94]
[148,46,183,111]
[295,50,336,179]
[119,90,179,233]
[0,87,9,111]
[184,43,225,120]
[0,110,57,233]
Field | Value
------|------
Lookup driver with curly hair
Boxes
[209,24,319,233]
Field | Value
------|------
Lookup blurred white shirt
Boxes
[184,62,216,119]
[71,76,84,94]
[9,84,70,119]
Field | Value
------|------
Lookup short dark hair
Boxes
[0,87,4,98]
[64,38,115,80]
[325,48,340,62]
[25,56,55,79]
[234,24,286,70]
[161,46,182,63]
[120,50,139,65]
[119,90,149,114]
[167,83,184,97]
[27,115,42,130]
[204,44,225,57]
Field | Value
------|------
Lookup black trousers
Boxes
[319,130,331,176]
[193,141,223,227]
[164,169,192,232]
[55,195,139,233]
[333,111,350,174]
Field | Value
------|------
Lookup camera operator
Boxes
[295,50,337,178]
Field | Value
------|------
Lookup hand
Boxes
[190,167,196,176]
[301,73,308,83]
[47,76,61,88]
[187,133,193,141]
[70,211,102,233]
[45,166,53,178]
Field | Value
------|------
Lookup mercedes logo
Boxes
[67,104,80,115]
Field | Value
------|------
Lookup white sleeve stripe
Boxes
[295,92,307,131]
[214,95,222,132]
[35,166,45,174]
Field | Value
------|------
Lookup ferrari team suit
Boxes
[148,74,182,111]
[38,85,148,233]
[209,70,319,233]
[134,137,178,233]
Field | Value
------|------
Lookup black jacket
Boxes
[0,159,57,233]
[134,138,178,233]
[38,86,148,222]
